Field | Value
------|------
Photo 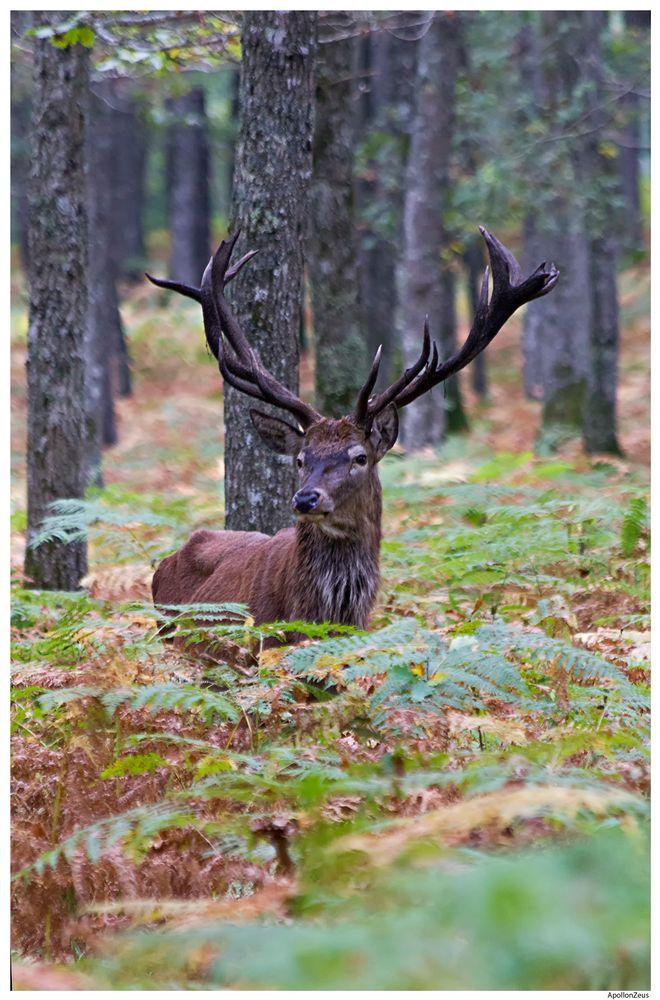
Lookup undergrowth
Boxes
[10,439,650,990]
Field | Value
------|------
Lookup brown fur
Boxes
[152,417,391,632]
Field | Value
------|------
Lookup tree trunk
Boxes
[24,15,89,590]
[397,12,462,448]
[111,78,147,282]
[522,13,592,450]
[536,213,591,441]
[224,12,317,534]
[578,12,623,455]
[520,216,544,400]
[10,40,31,272]
[168,88,211,286]
[518,19,547,401]
[309,28,365,417]
[356,28,417,393]
[463,237,487,397]
[86,82,123,458]
[440,266,469,434]
[583,233,621,455]
[618,11,650,254]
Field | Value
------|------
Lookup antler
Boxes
[146,233,322,430]
[353,226,559,429]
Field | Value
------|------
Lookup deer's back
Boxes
[151,527,297,622]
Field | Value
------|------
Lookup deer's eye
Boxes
[354,454,368,466]
[297,456,304,469]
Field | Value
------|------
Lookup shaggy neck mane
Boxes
[294,473,382,628]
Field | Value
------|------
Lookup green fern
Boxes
[38,682,241,725]
[621,497,648,556]
[15,803,198,879]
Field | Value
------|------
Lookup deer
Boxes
[146,227,558,640]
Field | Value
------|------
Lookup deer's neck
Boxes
[294,476,382,628]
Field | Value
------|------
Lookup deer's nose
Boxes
[293,489,321,514]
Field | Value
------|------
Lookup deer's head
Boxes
[147,229,558,531]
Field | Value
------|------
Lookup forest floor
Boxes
[10,260,650,990]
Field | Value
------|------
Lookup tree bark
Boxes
[168,87,211,286]
[111,78,147,282]
[520,216,544,401]
[24,16,89,590]
[397,12,463,448]
[536,213,592,438]
[224,12,317,534]
[578,12,623,455]
[618,12,649,254]
[518,19,547,401]
[583,232,621,454]
[10,31,31,273]
[309,28,365,417]
[521,13,592,449]
[463,237,487,397]
[86,81,122,459]
[356,28,417,393]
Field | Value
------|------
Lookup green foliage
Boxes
[16,804,198,878]
[100,753,169,779]
[11,438,649,985]
[28,16,95,49]
[27,493,195,566]
[79,827,649,990]
[621,497,649,556]
[38,681,241,726]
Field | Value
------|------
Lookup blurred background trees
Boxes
[10,10,650,585]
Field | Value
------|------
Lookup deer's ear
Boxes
[250,409,304,456]
[369,403,399,461]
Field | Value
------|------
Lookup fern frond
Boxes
[621,497,648,556]
[15,803,197,880]
[39,682,240,724]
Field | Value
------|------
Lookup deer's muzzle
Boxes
[292,489,322,514]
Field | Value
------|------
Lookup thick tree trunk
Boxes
[224,12,317,534]
[309,29,365,417]
[168,88,211,286]
[24,16,89,590]
[398,12,462,448]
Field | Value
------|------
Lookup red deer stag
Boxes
[147,227,558,632]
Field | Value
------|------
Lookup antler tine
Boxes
[363,227,559,416]
[357,317,432,426]
[353,345,383,425]
[210,235,258,366]
[198,256,276,396]
[208,237,322,428]
[145,273,202,303]
[226,248,260,283]
[146,235,323,430]
[145,244,256,308]
[479,225,521,288]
